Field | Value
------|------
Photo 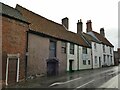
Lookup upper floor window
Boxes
[103,45,105,53]
[82,47,87,54]
[94,43,97,50]
[49,41,56,57]
[110,47,112,54]
[61,42,66,53]
[70,43,74,54]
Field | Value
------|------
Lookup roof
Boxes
[16,4,90,47]
[0,2,28,23]
[83,32,101,44]
[91,31,114,47]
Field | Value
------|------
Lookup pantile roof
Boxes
[16,4,90,48]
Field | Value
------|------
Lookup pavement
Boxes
[99,74,119,88]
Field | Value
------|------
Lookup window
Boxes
[70,43,74,54]
[82,47,87,54]
[103,45,105,53]
[110,47,112,54]
[49,41,56,57]
[111,56,112,65]
[83,60,86,65]
[61,42,66,53]
[94,43,97,50]
[88,60,90,65]
[95,56,97,64]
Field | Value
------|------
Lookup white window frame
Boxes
[6,53,20,85]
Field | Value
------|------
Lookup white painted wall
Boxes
[67,42,92,71]
[67,43,78,71]
[91,42,102,68]
[79,46,92,70]
[101,44,114,66]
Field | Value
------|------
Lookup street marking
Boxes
[49,82,62,87]
[75,79,94,89]
[49,77,82,87]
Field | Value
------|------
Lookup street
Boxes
[5,65,120,89]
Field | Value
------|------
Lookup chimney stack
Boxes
[77,19,83,34]
[100,28,105,37]
[62,17,69,30]
[86,20,92,32]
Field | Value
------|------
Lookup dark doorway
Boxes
[47,58,59,76]
[69,60,74,72]
[49,41,56,58]
[8,58,17,84]
[99,57,101,68]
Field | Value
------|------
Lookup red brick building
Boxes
[0,2,29,86]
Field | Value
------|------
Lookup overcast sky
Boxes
[1,0,119,50]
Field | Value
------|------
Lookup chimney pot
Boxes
[100,28,105,37]
[80,19,82,22]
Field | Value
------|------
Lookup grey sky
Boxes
[0,0,119,50]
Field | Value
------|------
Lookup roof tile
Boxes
[16,4,90,47]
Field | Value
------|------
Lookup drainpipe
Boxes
[77,45,79,70]
[25,31,29,79]
[91,49,93,69]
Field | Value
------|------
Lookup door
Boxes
[47,59,58,76]
[8,58,17,84]
[69,60,73,72]
[99,57,101,68]
[49,41,56,58]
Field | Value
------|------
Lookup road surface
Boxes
[6,65,120,89]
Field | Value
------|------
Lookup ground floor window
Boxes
[83,60,86,65]
[88,60,90,65]
[95,56,97,64]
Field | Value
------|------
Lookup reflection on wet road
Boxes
[49,66,120,89]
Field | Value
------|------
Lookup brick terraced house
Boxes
[0,2,29,86]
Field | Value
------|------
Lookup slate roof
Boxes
[91,31,114,47]
[0,2,28,23]
[83,32,101,44]
[16,4,90,48]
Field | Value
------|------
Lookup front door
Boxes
[99,57,101,68]
[69,60,73,72]
[8,58,17,84]
[47,59,58,76]
[49,41,56,58]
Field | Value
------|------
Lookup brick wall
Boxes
[2,16,29,83]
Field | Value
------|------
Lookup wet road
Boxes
[6,65,120,89]
[49,66,120,89]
